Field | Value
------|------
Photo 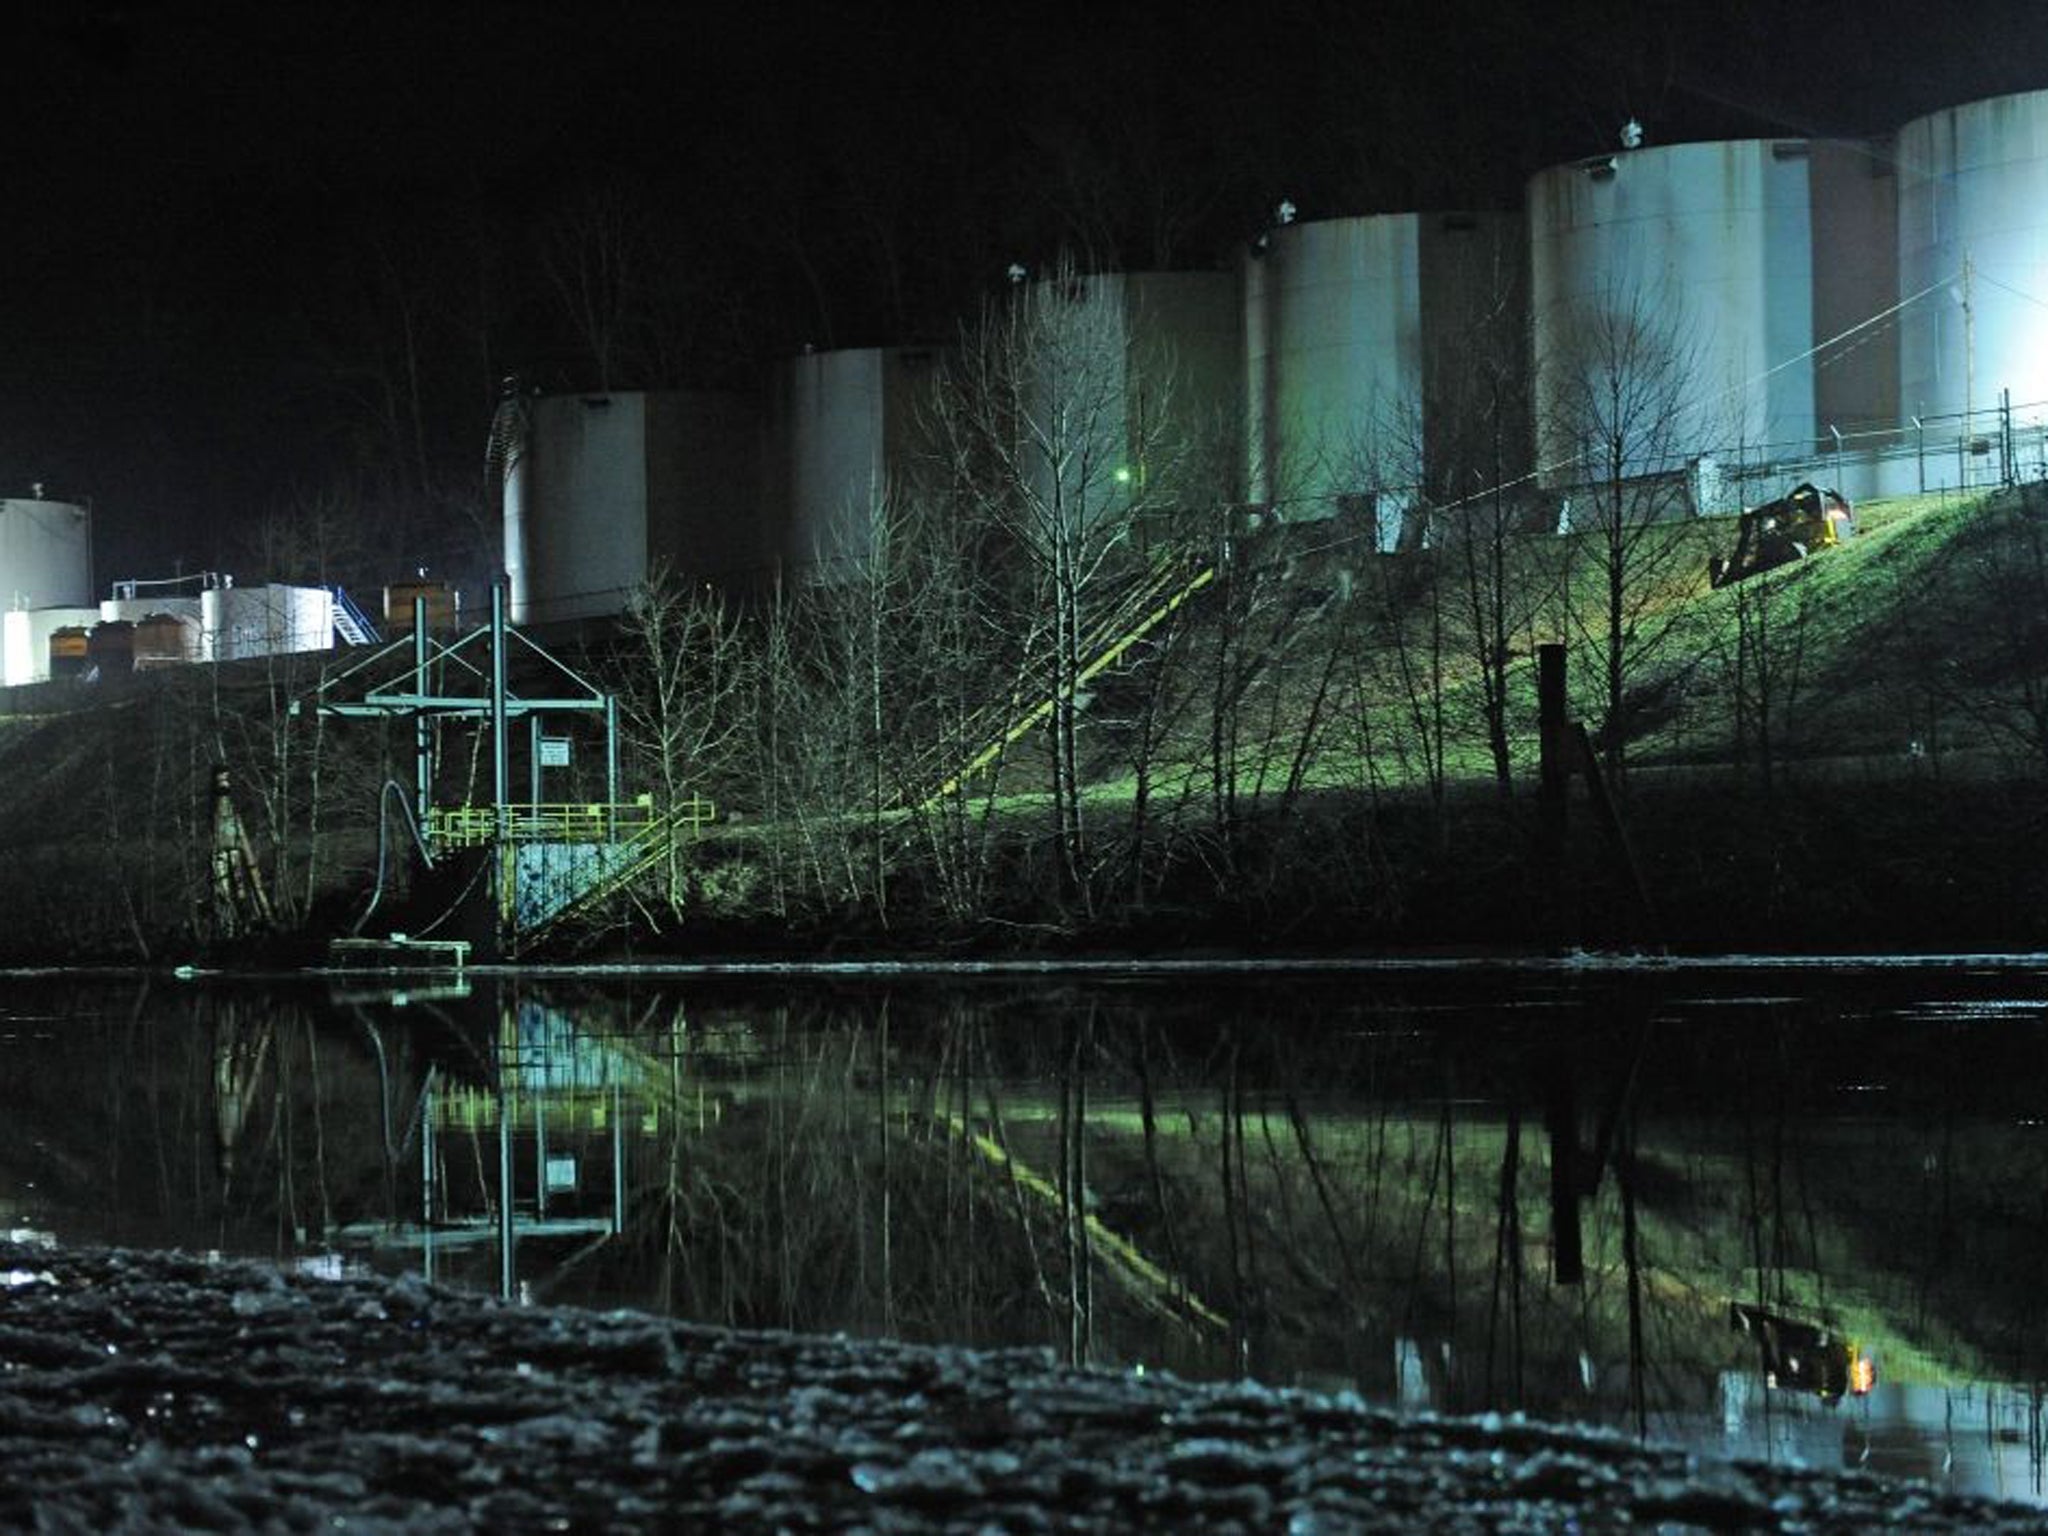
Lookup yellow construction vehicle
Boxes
[1709,482,1855,588]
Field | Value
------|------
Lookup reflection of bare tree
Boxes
[1544,286,1715,782]
[212,999,275,1217]
[32,976,2016,1437]
[1484,1106,1526,1407]
[1058,1009,1095,1365]
[982,1074,1060,1324]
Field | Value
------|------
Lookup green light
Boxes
[1114,466,1133,485]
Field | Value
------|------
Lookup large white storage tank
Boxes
[766,347,945,579]
[1245,212,1525,537]
[502,390,764,624]
[1897,90,2048,479]
[1114,269,1244,475]
[0,497,92,611]
[1528,141,1824,490]
[1014,269,1242,544]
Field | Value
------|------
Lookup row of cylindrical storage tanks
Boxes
[499,271,1245,622]
[501,86,2048,624]
[2,585,340,687]
[0,577,460,687]
[46,616,185,679]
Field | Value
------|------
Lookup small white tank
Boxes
[201,582,334,661]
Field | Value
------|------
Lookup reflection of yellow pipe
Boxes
[947,1114,1228,1337]
[919,564,1215,811]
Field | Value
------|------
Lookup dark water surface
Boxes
[5,958,2048,1504]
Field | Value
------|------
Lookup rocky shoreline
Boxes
[2,1239,2040,1532]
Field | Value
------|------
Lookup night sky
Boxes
[5,1,2046,589]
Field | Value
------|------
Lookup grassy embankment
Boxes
[670,483,2047,954]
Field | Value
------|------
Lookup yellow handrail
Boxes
[916,562,1214,811]
[428,798,716,848]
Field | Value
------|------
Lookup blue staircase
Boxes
[331,585,382,646]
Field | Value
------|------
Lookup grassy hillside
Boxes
[0,482,2040,960]
[1215,483,2048,796]
[612,479,2048,953]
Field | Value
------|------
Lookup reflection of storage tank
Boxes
[501,390,764,624]
[1246,212,1526,540]
[384,579,461,633]
[88,619,135,677]
[1897,90,2048,473]
[200,582,335,662]
[48,625,90,682]
[0,497,92,611]
[766,347,946,579]
[1528,141,1889,487]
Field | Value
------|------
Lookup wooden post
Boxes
[1537,644,1570,949]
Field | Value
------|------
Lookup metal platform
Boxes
[327,935,472,971]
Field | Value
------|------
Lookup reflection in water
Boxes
[1730,1302,1876,1401]
[2,965,2047,1504]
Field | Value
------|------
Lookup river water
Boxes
[4,958,2047,1504]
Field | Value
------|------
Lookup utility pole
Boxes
[1963,250,1976,486]
[413,596,432,845]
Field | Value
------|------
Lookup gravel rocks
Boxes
[0,1238,2037,1532]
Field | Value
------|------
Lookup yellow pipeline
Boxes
[918,563,1215,811]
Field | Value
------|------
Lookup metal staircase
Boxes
[330,585,382,646]
[907,554,1215,811]
[427,798,717,952]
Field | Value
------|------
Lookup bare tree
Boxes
[1413,273,1549,801]
[1722,564,1812,795]
[540,176,697,392]
[612,568,749,915]
[1543,285,1715,781]
[1892,480,2048,778]
[926,258,1175,911]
